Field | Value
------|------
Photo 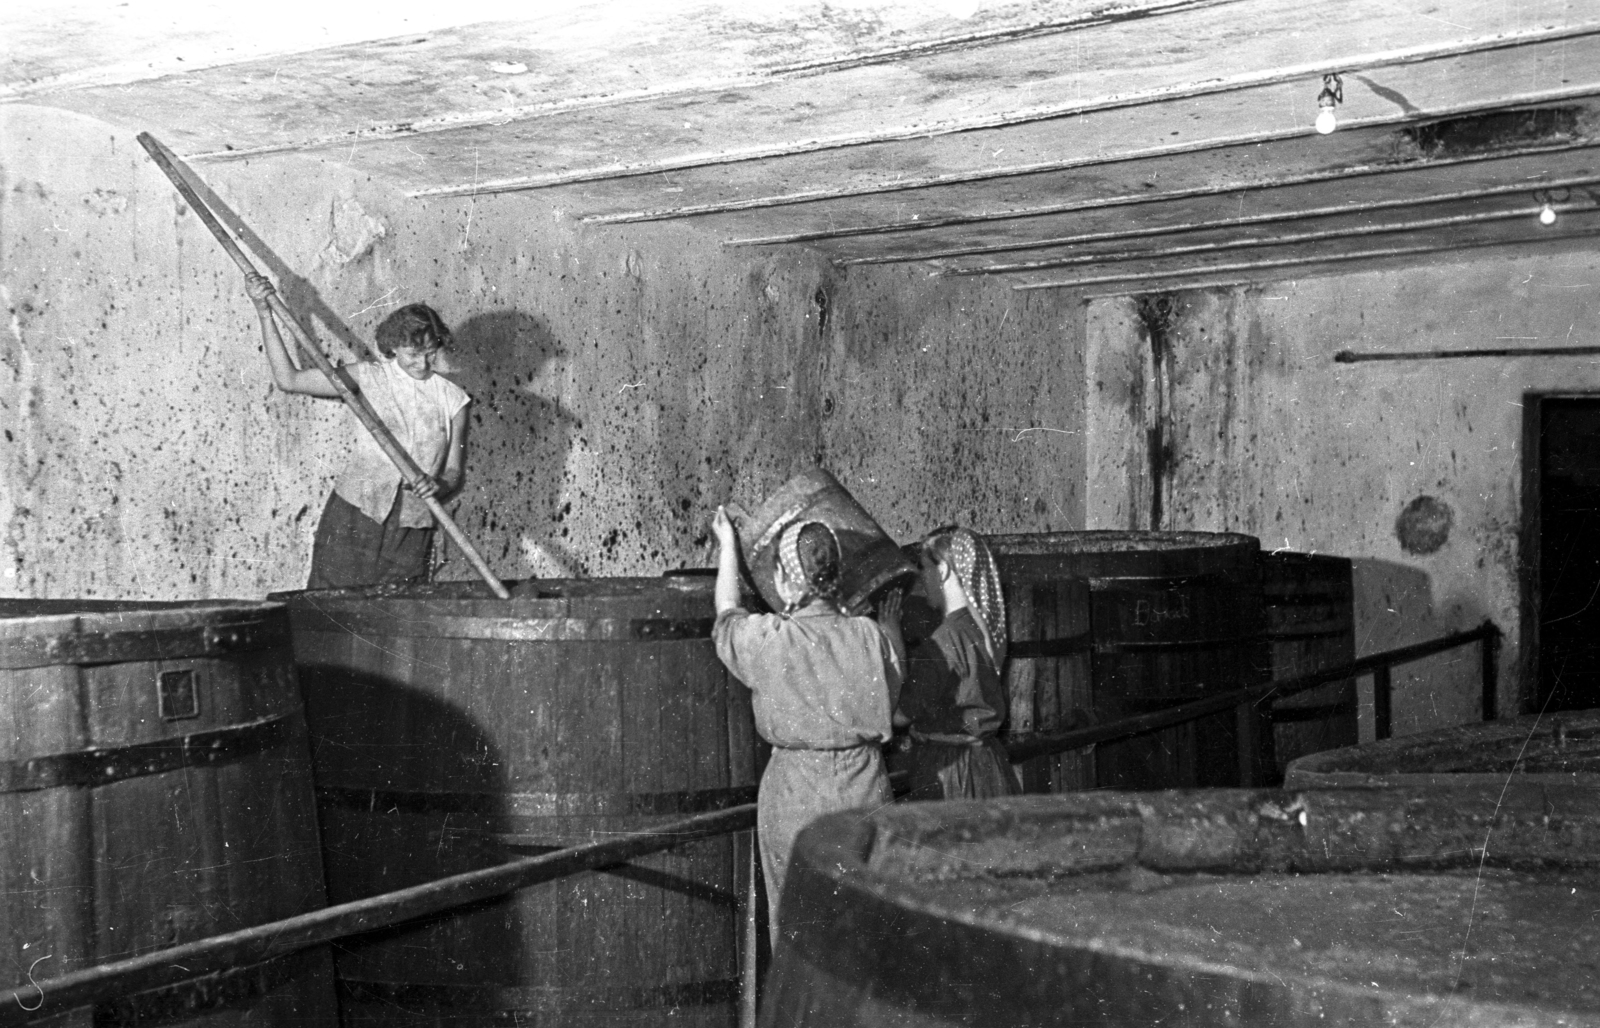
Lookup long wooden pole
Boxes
[136,133,510,599]
[0,805,756,1025]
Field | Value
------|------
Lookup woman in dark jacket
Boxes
[898,526,1019,800]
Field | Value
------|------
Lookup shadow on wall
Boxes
[181,169,376,359]
[1351,558,1492,739]
[440,310,584,576]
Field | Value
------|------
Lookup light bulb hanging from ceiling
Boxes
[1315,73,1344,135]
[1533,187,1570,226]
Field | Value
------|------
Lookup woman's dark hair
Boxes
[374,304,453,357]
[920,524,960,565]
[794,522,841,594]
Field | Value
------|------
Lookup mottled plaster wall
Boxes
[823,267,1083,541]
[1085,253,1600,732]
[2,106,1085,599]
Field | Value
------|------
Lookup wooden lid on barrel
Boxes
[1285,708,1600,788]
[986,530,1263,581]
[766,786,1600,1027]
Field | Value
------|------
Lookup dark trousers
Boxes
[307,491,432,589]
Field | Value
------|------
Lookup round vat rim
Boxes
[778,787,1600,1027]
[987,530,1263,555]
[1284,709,1600,786]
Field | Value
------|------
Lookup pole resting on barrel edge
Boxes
[134,132,510,599]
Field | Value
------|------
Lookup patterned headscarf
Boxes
[777,519,840,612]
[925,527,1007,666]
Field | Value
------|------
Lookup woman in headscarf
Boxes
[709,506,904,946]
[897,526,1019,800]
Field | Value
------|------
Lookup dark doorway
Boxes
[1526,395,1600,712]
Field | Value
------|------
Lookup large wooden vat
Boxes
[1260,552,1357,779]
[1285,708,1600,788]
[764,784,1600,1027]
[272,578,757,1028]
[994,565,1092,794]
[0,599,336,1026]
[987,531,1266,790]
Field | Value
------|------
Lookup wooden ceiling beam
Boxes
[403,21,1600,201]
[1067,237,1600,299]
[943,196,1600,276]
[1007,210,1600,291]
[185,0,1253,164]
[723,138,1600,250]
[566,88,1600,227]
[841,169,1600,267]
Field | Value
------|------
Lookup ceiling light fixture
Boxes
[1315,73,1344,135]
[1533,187,1569,226]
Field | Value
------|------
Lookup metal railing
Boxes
[1005,619,1502,780]
[3,619,1502,1024]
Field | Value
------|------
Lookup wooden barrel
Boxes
[995,565,1092,794]
[1285,708,1600,788]
[987,532,1266,790]
[0,599,336,1027]
[1259,552,1357,779]
[764,785,1600,1027]
[270,577,758,1028]
[729,468,916,616]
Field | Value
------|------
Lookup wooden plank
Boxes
[714,135,1598,249]
[381,33,1597,203]
[26,1,1247,143]
[1006,205,1600,291]
[939,194,1599,276]
[834,159,1600,266]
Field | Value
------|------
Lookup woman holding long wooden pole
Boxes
[246,274,471,588]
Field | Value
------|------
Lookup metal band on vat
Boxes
[0,615,289,669]
[1269,700,1359,723]
[1007,635,1093,659]
[0,714,294,794]
[338,976,739,1014]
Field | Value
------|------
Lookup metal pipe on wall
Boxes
[1335,346,1600,363]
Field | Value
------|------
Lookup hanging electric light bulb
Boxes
[1315,73,1344,135]
[1534,188,1569,226]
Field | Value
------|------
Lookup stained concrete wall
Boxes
[1086,254,1600,732]
[1,105,1084,599]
